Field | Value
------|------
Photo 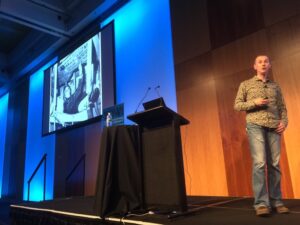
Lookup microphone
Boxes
[154,85,164,107]
[263,84,268,99]
[154,85,161,97]
[134,87,151,113]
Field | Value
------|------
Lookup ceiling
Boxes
[0,0,128,97]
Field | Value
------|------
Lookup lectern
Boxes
[127,103,189,212]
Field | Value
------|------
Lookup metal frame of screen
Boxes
[42,21,116,136]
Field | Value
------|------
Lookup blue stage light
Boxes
[101,0,177,123]
[0,93,9,198]
[23,58,57,201]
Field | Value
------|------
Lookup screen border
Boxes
[42,21,116,136]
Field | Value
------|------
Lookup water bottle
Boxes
[106,112,112,127]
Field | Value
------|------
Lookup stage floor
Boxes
[10,196,300,225]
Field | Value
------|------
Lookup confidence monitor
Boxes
[42,22,115,136]
[142,97,166,110]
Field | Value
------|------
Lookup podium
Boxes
[127,105,189,212]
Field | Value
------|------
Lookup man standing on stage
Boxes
[234,55,289,216]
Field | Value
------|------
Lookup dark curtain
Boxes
[93,125,142,218]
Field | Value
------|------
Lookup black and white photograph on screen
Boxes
[48,33,102,132]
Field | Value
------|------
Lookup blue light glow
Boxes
[0,93,9,198]
[20,0,177,200]
[19,46,60,76]
[23,57,57,201]
[102,0,177,122]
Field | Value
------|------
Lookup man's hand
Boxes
[276,121,286,134]
[254,97,269,106]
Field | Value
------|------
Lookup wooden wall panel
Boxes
[55,121,103,197]
[262,0,300,26]
[176,53,228,196]
[214,71,253,196]
[55,127,85,198]
[84,122,102,196]
[279,138,294,198]
[267,14,300,60]
[170,0,211,64]
[172,0,299,199]
[272,53,300,198]
[212,30,269,78]
[207,0,264,49]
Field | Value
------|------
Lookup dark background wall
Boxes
[170,0,300,198]
[54,122,102,198]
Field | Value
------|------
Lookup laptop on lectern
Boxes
[143,97,166,110]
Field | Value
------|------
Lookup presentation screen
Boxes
[42,22,115,135]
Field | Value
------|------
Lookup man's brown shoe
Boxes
[275,205,290,214]
[256,206,270,216]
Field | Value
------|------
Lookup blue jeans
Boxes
[246,123,283,209]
